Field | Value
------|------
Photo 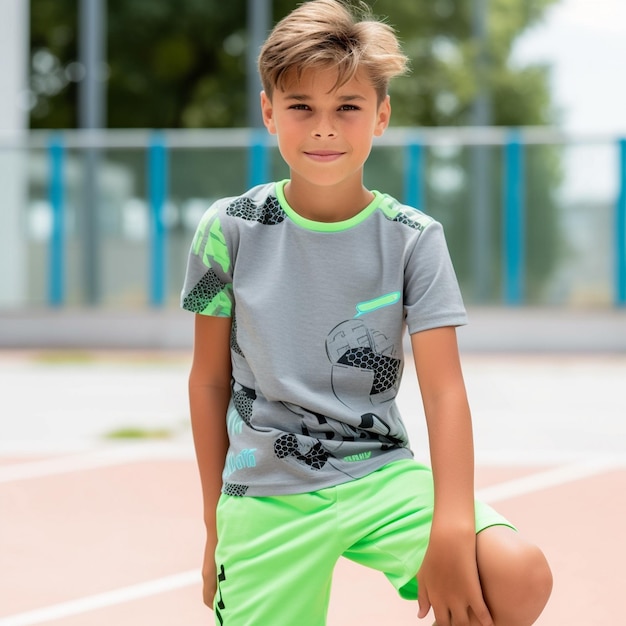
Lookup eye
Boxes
[288,103,310,111]
[338,104,360,112]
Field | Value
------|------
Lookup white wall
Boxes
[0,0,29,307]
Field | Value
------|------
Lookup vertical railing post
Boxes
[48,133,65,307]
[503,129,525,305]
[403,138,425,210]
[148,131,168,307]
[247,128,269,188]
[616,137,626,307]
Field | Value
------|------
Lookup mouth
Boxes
[304,150,345,162]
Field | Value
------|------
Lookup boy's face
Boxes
[261,66,390,190]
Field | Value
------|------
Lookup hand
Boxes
[416,528,493,626]
[201,535,218,609]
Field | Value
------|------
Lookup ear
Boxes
[374,95,391,137]
[260,91,277,135]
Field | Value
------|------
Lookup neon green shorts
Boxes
[213,459,513,626]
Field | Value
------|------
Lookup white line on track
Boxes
[0,456,623,625]
[0,443,193,483]
[476,456,624,503]
[0,571,199,626]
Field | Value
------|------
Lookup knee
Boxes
[510,542,553,611]
[478,527,553,624]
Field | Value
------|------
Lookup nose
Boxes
[312,114,336,138]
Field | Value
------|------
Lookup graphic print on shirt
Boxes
[182,187,467,494]
[182,207,234,316]
[223,383,258,496]
[326,320,399,407]
[271,293,406,473]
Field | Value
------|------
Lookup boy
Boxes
[181,1,552,624]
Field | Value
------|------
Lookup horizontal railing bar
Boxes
[0,127,621,150]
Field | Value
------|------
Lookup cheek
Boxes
[276,119,305,146]
[272,116,293,136]
[347,121,378,148]
[275,134,298,163]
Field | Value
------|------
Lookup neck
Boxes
[284,176,374,223]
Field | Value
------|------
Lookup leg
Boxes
[213,491,339,626]
[474,525,553,626]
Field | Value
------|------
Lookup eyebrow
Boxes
[284,93,367,102]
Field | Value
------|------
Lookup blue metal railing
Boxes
[503,130,525,306]
[148,132,169,307]
[37,128,626,308]
[403,138,425,213]
[47,134,65,307]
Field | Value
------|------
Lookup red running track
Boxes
[1,445,624,625]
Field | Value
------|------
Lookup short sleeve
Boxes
[180,205,234,317]
[403,221,468,334]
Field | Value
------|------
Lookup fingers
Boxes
[201,546,218,610]
[426,602,494,626]
[417,581,431,618]
[201,567,218,609]
[203,581,216,609]
[418,590,493,626]
[469,602,494,626]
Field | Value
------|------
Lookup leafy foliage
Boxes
[29,0,560,129]
[29,0,77,127]
[28,0,563,303]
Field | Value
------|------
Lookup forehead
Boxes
[278,66,376,99]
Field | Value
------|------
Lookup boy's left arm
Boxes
[411,326,494,626]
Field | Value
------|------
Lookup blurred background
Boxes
[1,4,625,624]
[0,0,625,350]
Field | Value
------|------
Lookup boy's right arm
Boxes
[188,313,232,609]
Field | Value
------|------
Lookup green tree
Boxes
[367,0,559,127]
[29,0,563,303]
[361,0,563,303]
[29,0,559,129]
[30,0,250,128]
[29,0,77,127]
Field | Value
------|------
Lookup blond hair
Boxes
[258,0,408,103]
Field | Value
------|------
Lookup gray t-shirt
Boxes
[181,180,467,496]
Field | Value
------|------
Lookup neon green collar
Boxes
[275,180,382,232]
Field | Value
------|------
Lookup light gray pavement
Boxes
[2,340,626,626]
[1,346,625,465]
[2,305,625,458]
